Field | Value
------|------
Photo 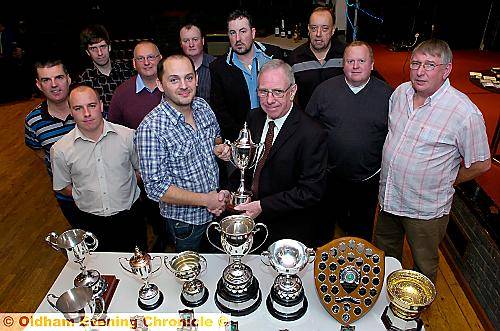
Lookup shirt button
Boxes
[97,158,100,162]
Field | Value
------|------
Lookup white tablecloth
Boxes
[36,253,401,330]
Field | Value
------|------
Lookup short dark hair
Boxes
[34,58,68,78]
[157,54,196,81]
[227,9,253,28]
[180,23,203,38]
[80,24,110,50]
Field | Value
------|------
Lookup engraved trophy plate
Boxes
[381,269,436,331]
[314,237,385,327]
[225,123,264,208]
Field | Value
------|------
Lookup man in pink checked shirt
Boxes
[374,39,491,282]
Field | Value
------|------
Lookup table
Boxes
[469,69,500,94]
[255,35,307,51]
[36,253,402,330]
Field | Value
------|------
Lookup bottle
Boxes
[274,20,280,37]
[280,18,286,38]
[293,24,301,42]
[287,24,293,39]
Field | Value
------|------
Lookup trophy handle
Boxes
[163,256,176,275]
[150,256,161,274]
[118,257,134,275]
[205,221,225,253]
[199,254,208,275]
[84,232,99,253]
[46,294,59,311]
[45,232,60,252]
[306,248,316,264]
[260,251,272,267]
[249,222,268,254]
[90,296,105,320]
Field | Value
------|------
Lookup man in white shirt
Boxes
[51,85,145,252]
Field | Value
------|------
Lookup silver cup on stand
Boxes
[206,214,268,316]
[46,229,107,297]
[261,239,315,321]
[225,122,264,208]
[165,251,209,307]
[119,247,164,311]
[47,286,104,323]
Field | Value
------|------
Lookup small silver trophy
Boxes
[206,215,268,316]
[46,229,107,297]
[119,247,164,311]
[47,286,104,323]
[165,251,209,307]
[225,123,264,207]
[261,239,315,321]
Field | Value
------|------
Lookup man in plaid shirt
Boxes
[135,54,230,252]
[375,39,491,282]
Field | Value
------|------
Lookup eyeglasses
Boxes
[88,44,109,53]
[257,84,293,98]
[409,61,448,71]
[134,55,160,63]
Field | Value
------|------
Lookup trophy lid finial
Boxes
[130,246,151,268]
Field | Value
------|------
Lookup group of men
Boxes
[24,7,491,282]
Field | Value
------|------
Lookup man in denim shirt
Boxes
[135,54,230,252]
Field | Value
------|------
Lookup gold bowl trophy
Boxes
[261,239,315,321]
[165,251,209,307]
[225,123,264,208]
[206,214,268,316]
[382,269,436,331]
[119,247,164,311]
[46,229,107,297]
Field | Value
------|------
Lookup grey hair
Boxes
[412,39,453,64]
[259,59,295,86]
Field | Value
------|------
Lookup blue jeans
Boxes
[164,218,209,253]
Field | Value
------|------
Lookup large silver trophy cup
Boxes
[46,229,107,297]
[261,239,315,321]
[47,286,104,323]
[165,251,209,307]
[225,123,264,207]
[206,215,268,316]
[119,247,164,311]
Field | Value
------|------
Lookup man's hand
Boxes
[233,200,262,219]
[207,190,230,216]
[214,143,231,162]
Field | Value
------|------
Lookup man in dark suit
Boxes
[215,59,328,248]
[210,9,283,142]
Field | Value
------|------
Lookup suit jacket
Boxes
[243,105,328,248]
[210,43,283,141]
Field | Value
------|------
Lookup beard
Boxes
[232,42,253,55]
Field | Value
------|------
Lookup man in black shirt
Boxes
[288,6,345,110]
[306,41,393,242]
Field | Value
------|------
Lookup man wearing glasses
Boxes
[79,24,134,118]
[215,59,328,248]
[374,39,491,282]
[288,6,345,110]
[109,41,162,129]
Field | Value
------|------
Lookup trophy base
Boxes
[101,275,119,311]
[381,306,423,331]
[138,291,164,311]
[266,290,308,321]
[74,269,108,298]
[214,277,262,316]
[181,287,209,308]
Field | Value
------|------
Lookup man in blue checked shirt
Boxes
[135,54,230,253]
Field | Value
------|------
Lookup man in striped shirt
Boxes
[375,39,491,282]
[24,58,79,227]
[135,54,230,252]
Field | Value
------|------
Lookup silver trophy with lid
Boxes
[225,122,264,207]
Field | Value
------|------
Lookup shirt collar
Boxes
[266,103,293,131]
[226,41,270,65]
[135,74,157,93]
[74,119,114,142]
[160,96,204,126]
[345,77,370,94]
